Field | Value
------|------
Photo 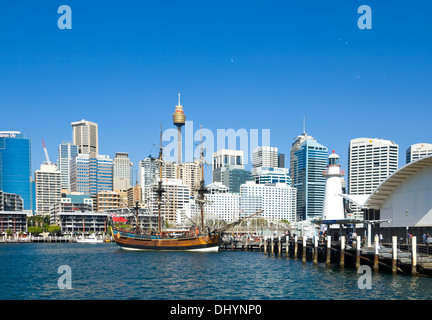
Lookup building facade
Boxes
[71,119,98,155]
[0,191,23,211]
[254,167,292,186]
[177,161,201,195]
[348,138,399,220]
[0,131,34,211]
[291,135,328,221]
[113,152,133,191]
[406,143,432,164]
[240,181,297,223]
[35,163,61,216]
[139,157,176,201]
[252,146,279,176]
[57,142,78,192]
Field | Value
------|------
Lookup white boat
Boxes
[76,234,103,243]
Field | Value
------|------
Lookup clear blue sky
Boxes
[1,1,431,183]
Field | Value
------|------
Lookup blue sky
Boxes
[1,1,431,183]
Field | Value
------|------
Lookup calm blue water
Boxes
[0,242,431,300]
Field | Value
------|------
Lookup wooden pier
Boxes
[220,235,432,276]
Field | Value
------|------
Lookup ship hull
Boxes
[112,228,220,252]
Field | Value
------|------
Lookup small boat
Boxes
[76,234,103,243]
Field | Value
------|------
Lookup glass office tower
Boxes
[291,136,328,221]
[0,131,34,211]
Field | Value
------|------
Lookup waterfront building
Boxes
[291,134,328,221]
[113,152,133,191]
[205,193,240,222]
[51,211,109,234]
[206,182,229,194]
[149,178,190,225]
[177,161,201,195]
[35,163,61,216]
[0,191,23,211]
[0,211,28,235]
[127,183,142,208]
[71,119,98,155]
[406,143,432,164]
[361,154,432,240]
[252,146,279,176]
[240,181,297,223]
[70,153,113,200]
[96,191,120,212]
[322,151,345,221]
[254,167,292,186]
[0,131,35,211]
[348,138,399,220]
[57,142,78,192]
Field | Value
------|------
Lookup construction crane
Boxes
[42,139,51,164]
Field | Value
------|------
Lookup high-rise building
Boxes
[0,131,35,211]
[406,143,432,164]
[96,191,120,212]
[57,142,78,192]
[291,134,328,221]
[0,191,23,211]
[35,163,61,216]
[240,181,297,223]
[70,153,113,201]
[71,119,98,155]
[212,149,252,193]
[252,146,279,176]
[172,93,186,164]
[113,152,133,191]
[348,138,399,219]
[205,193,240,223]
[177,161,201,195]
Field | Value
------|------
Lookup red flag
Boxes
[111,214,128,223]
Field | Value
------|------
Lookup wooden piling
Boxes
[313,235,318,264]
[286,236,289,257]
[271,236,274,256]
[264,236,267,255]
[392,236,398,274]
[302,237,307,264]
[278,236,282,256]
[340,236,345,268]
[356,235,361,269]
[373,234,379,272]
[412,236,417,276]
[326,235,331,267]
[294,236,298,259]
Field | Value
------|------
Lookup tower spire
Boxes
[178,92,181,106]
[303,117,306,134]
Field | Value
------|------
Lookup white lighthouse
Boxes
[322,151,345,221]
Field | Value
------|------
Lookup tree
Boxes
[28,226,43,236]
[47,225,61,236]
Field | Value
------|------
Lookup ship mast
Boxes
[197,125,206,233]
[156,123,164,235]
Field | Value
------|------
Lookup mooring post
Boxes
[412,236,417,276]
[286,236,289,257]
[294,236,298,259]
[278,236,282,256]
[313,235,318,264]
[374,234,379,272]
[271,236,274,256]
[326,235,331,266]
[340,235,345,268]
[392,236,398,274]
[259,237,262,251]
[302,237,307,264]
[264,236,267,255]
[356,235,361,269]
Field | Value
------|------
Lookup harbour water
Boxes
[1,242,431,300]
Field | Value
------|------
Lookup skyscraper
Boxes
[291,134,328,221]
[348,138,399,219]
[70,153,113,201]
[252,146,279,176]
[57,142,78,192]
[113,152,133,191]
[71,119,98,155]
[406,143,432,164]
[35,163,61,215]
[0,131,35,211]
[177,161,201,195]
[138,157,176,201]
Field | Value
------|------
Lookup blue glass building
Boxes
[0,131,35,211]
[292,136,328,221]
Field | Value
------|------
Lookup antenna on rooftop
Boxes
[42,139,51,164]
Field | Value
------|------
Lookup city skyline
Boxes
[1,1,431,182]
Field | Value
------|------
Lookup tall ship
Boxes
[111,126,259,251]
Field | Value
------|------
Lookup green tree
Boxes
[47,225,61,235]
[28,226,43,236]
